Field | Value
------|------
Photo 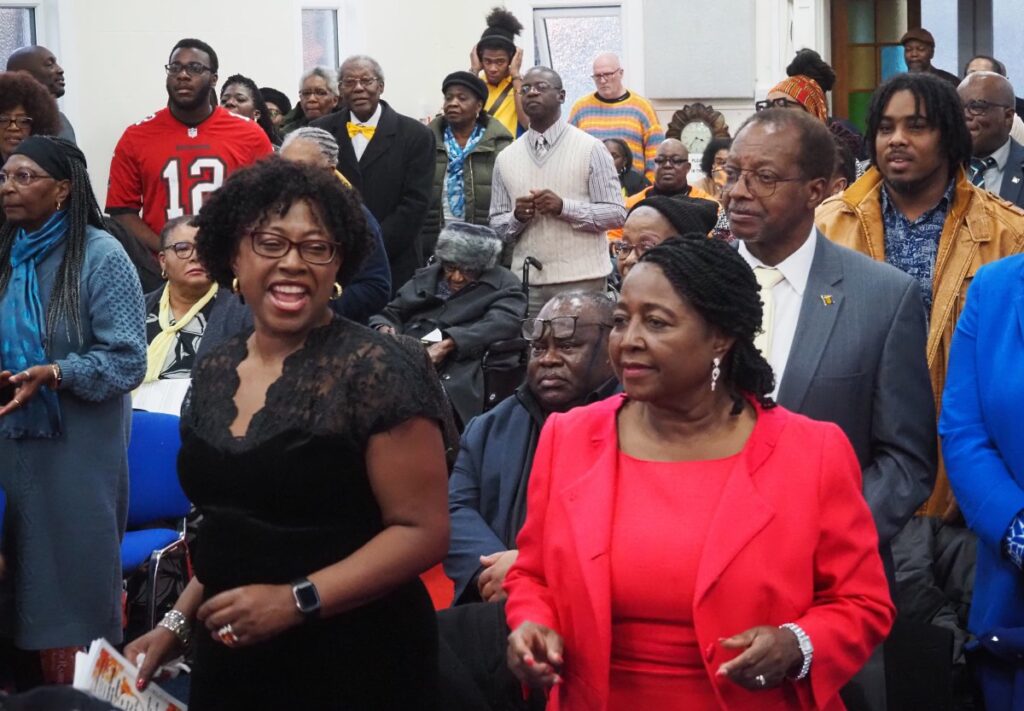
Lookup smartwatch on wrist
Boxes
[291,578,321,621]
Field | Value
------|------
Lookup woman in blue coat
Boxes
[941,253,1024,711]
[0,137,146,683]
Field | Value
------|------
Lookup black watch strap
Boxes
[291,577,321,620]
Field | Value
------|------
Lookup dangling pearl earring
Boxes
[710,357,722,391]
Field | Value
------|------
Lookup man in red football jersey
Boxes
[107,38,273,252]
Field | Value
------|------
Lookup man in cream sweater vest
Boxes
[490,66,625,315]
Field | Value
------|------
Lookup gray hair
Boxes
[339,54,385,83]
[299,65,339,96]
[281,127,340,167]
[543,290,616,321]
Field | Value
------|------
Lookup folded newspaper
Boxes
[73,638,187,711]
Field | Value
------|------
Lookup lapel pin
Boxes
[820,295,833,306]
[1013,176,1021,185]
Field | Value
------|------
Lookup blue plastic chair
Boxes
[122,410,191,629]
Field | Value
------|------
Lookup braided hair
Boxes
[637,236,776,413]
[0,136,104,345]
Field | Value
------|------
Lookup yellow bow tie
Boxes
[347,122,376,140]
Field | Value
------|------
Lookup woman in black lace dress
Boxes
[126,157,450,709]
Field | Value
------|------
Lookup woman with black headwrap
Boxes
[0,136,146,684]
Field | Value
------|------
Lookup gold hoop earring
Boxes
[161,269,167,279]
[231,277,240,294]
[56,199,62,210]
[331,282,343,300]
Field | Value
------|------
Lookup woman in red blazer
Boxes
[504,237,894,710]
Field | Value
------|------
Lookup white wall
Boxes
[48,0,485,206]
[36,0,826,202]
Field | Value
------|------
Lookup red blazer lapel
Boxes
[694,403,782,606]
[559,397,622,670]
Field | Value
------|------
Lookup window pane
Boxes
[301,9,338,72]
[849,46,878,91]
[848,0,875,43]
[875,0,908,44]
[881,45,907,80]
[0,8,35,69]
[848,91,873,133]
[534,11,622,110]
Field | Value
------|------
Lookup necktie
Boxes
[753,266,785,358]
[347,122,376,140]
[535,136,549,157]
[969,156,997,187]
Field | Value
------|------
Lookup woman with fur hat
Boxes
[422,70,513,259]
[371,223,526,427]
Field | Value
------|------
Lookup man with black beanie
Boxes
[471,6,528,136]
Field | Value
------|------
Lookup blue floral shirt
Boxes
[881,180,956,318]
[1005,512,1024,569]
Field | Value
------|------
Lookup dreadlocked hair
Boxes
[0,137,104,347]
[637,236,776,414]
[866,73,971,178]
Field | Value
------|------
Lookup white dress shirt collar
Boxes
[527,117,567,150]
[988,137,1013,172]
[351,102,382,128]
[737,226,818,295]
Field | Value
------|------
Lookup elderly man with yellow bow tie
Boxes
[313,54,436,293]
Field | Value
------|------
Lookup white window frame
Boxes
[532,4,623,67]
[0,1,43,66]
[298,4,341,72]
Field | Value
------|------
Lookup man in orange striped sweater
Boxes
[568,52,664,182]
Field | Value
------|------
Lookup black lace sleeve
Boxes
[340,330,445,444]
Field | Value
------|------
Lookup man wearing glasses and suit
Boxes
[725,107,937,711]
[312,54,435,294]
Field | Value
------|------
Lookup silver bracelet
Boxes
[157,609,192,647]
[779,622,813,680]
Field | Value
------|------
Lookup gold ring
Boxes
[217,623,239,646]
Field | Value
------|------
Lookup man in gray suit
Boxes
[958,71,1024,208]
[724,108,937,711]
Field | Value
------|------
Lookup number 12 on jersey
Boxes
[162,157,227,219]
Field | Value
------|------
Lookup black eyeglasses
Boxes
[249,231,338,264]
[610,241,657,259]
[591,69,622,82]
[755,97,804,112]
[963,99,1013,117]
[0,169,53,187]
[162,241,196,260]
[165,62,213,77]
[0,114,33,130]
[521,316,612,341]
[653,156,690,166]
[519,82,561,96]
[340,77,379,90]
[722,166,803,198]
